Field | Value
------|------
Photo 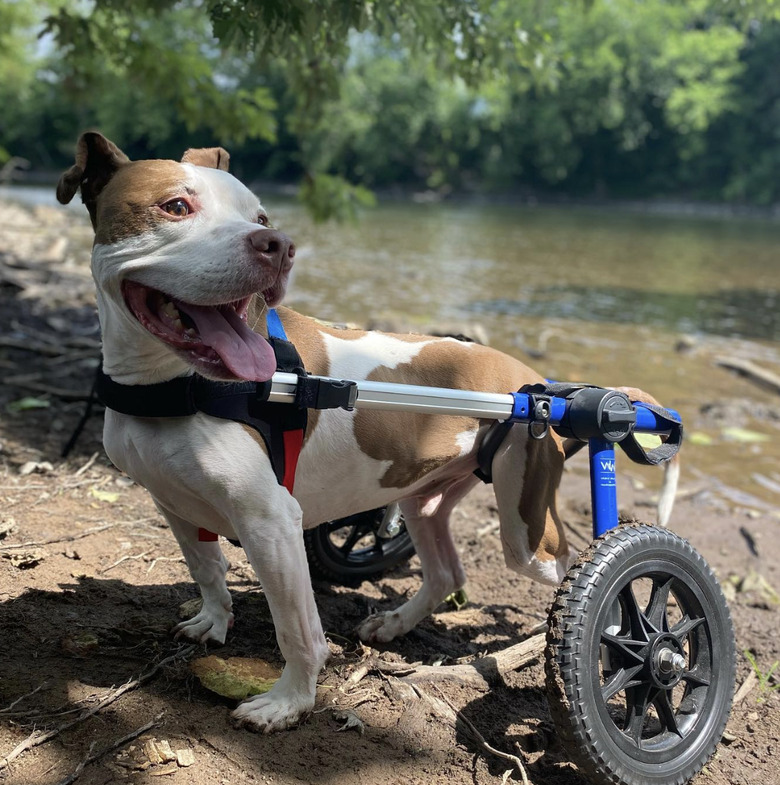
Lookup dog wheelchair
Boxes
[273,371,735,785]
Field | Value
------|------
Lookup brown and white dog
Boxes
[57,132,678,733]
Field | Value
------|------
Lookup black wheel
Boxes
[545,524,735,785]
[303,506,415,586]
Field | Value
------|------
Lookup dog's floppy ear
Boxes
[57,132,130,226]
[181,147,230,171]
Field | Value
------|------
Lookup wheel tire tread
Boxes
[545,523,735,785]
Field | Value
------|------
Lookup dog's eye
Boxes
[256,214,269,226]
[161,199,190,218]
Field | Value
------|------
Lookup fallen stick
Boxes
[100,550,152,574]
[399,633,545,689]
[412,683,529,785]
[716,356,780,396]
[0,337,63,356]
[733,669,758,705]
[0,648,193,771]
[3,378,91,401]
[0,682,50,714]
[53,713,163,785]
[146,555,185,573]
[73,452,100,477]
[0,519,159,551]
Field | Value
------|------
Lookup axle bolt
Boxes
[657,648,686,675]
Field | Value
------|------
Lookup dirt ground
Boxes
[0,201,778,785]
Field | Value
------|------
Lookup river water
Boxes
[4,184,780,514]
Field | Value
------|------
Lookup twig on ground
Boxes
[398,633,545,689]
[100,550,151,574]
[53,713,163,785]
[0,682,50,714]
[3,377,91,401]
[734,669,758,704]
[413,683,530,785]
[0,519,160,551]
[0,337,63,356]
[0,648,193,771]
[74,452,100,477]
[54,741,97,785]
[341,661,374,692]
[146,556,185,573]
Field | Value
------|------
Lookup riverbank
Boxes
[0,197,778,785]
[4,178,780,224]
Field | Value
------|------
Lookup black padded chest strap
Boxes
[95,336,307,488]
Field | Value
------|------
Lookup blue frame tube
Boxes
[590,439,618,537]
[634,402,680,432]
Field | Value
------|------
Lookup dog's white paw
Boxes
[174,601,234,644]
[356,611,407,644]
[231,684,313,733]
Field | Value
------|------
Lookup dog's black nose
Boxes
[248,229,295,266]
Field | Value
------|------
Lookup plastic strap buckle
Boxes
[295,376,358,411]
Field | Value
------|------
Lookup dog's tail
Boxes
[657,455,680,527]
[613,385,680,528]
[656,455,680,527]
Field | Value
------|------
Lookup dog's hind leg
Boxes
[356,474,479,644]
[156,503,235,645]
[492,429,574,586]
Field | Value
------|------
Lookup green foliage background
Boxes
[3,0,780,217]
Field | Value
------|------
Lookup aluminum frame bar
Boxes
[267,372,515,419]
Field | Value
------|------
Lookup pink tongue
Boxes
[176,302,277,382]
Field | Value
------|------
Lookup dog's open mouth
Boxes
[122,281,277,382]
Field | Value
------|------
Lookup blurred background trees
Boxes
[3,0,779,217]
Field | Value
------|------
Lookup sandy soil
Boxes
[0,201,778,785]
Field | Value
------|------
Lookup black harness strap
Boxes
[617,402,683,466]
[474,420,515,483]
[94,336,308,488]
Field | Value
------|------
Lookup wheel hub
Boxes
[649,633,687,688]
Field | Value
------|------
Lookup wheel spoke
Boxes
[645,576,674,632]
[601,632,646,666]
[601,663,644,702]
[681,665,710,688]
[623,682,657,746]
[338,524,370,555]
[653,690,684,738]
[670,614,706,640]
[619,582,653,642]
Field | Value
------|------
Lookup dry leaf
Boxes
[90,487,120,503]
[2,548,45,569]
[190,656,281,700]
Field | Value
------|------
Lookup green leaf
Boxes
[721,427,769,444]
[6,397,50,413]
[445,588,469,611]
[299,173,376,223]
[90,487,120,503]
[688,431,714,446]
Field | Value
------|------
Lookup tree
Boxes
[39,0,558,217]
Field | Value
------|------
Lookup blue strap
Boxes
[266,308,287,340]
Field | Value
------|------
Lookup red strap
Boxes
[198,527,219,542]
[282,428,305,494]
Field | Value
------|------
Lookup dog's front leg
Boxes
[156,503,234,644]
[230,492,330,733]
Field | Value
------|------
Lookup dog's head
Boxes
[57,132,294,383]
